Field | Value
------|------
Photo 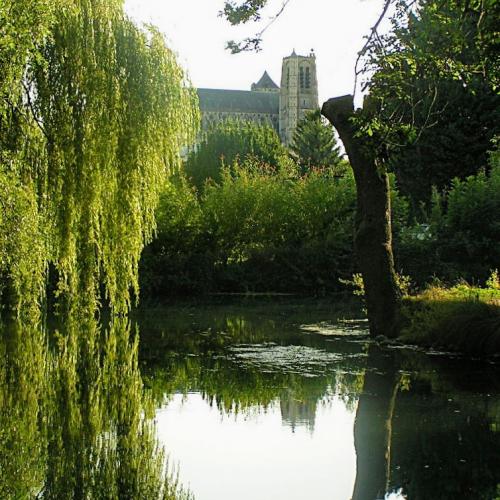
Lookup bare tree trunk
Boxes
[322,95,400,338]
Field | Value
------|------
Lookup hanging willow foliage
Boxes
[0,0,199,317]
[0,0,56,321]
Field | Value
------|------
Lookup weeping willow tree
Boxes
[0,0,199,318]
[1,4,198,497]
[0,0,56,320]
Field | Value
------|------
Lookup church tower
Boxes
[279,49,319,145]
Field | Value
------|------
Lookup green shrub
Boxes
[184,120,287,192]
[200,162,357,292]
[438,162,500,281]
[139,176,213,297]
[396,146,500,285]
[400,278,500,355]
[141,157,411,297]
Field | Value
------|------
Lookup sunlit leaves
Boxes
[222,0,267,25]
[185,120,286,192]
[0,0,199,317]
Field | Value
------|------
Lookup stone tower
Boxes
[279,49,319,145]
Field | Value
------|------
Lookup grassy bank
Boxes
[399,280,500,356]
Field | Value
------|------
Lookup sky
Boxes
[124,0,389,106]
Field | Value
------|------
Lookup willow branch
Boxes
[22,81,49,140]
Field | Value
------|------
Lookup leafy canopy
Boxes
[359,0,500,205]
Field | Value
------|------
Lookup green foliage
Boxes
[0,0,199,317]
[184,120,286,191]
[0,169,45,319]
[222,0,270,52]
[400,280,500,355]
[140,176,211,296]
[144,163,357,295]
[223,0,267,25]
[363,0,500,207]
[0,0,56,107]
[340,271,411,300]
[289,110,343,175]
[440,166,500,275]
[396,151,500,284]
[486,270,499,290]
[141,159,410,297]
[1,6,199,495]
[339,273,365,297]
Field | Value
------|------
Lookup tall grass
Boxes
[399,278,500,355]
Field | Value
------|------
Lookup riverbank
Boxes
[398,283,500,357]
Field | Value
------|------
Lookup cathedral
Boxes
[197,50,319,145]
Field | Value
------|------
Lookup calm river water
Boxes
[1,299,499,499]
[136,300,500,500]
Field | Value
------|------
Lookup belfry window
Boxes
[305,67,311,88]
[299,67,304,89]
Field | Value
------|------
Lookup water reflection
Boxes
[0,316,191,499]
[2,300,499,499]
[0,321,45,498]
[137,302,500,500]
[157,393,357,500]
[351,344,500,500]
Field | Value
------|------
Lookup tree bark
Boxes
[322,95,400,337]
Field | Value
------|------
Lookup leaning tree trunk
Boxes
[322,95,400,338]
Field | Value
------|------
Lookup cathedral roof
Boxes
[252,71,279,90]
[197,88,279,114]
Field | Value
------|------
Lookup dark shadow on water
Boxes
[353,345,500,500]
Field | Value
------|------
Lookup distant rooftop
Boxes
[251,71,279,91]
[197,88,279,114]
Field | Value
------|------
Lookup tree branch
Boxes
[223,0,292,53]
[353,0,394,98]
[22,81,49,140]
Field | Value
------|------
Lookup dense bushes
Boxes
[396,148,500,284]
[399,280,500,356]
[141,164,353,296]
[141,141,500,298]
[203,163,357,293]
[140,162,414,298]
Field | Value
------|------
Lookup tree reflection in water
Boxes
[138,304,500,500]
[2,302,499,499]
[0,316,191,499]
[353,345,500,500]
